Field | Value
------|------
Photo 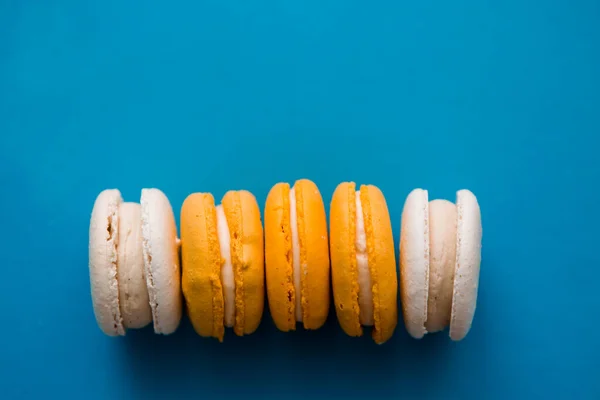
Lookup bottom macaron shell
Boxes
[264,182,296,331]
[399,188,430,339]
[330,182,362,337]
[449,189,482,341]
[180,193,225,341]
[222,190,265,336]
[295,179,330,330]
[89,189,125,336]
[141,188,182,335]
[362,185,398,344]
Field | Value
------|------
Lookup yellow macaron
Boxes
[329,182,398,344]
[180,190,264,341]
[264,179,330,331]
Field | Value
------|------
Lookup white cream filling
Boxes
[426,200,457,333]
[216,205,235,328]
[289,187,302,322]
[355,191,373,326]
[117,202,152,330]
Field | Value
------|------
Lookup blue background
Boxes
[1,0,599,398]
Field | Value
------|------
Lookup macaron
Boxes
[181,190,264,341]
[264,179,330,331]
[88,188,182,336]
[399,188,482,341]
[329,182,398,344]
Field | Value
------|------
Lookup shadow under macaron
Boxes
[114,305,397,395]
[114,269,487,398]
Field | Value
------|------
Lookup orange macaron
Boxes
[329,182,398,344]
[180,190,264,341]
[264,179,330,331]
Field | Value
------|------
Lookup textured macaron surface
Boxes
[89,189,124,336]
[330,182,362,337]
[265,182,296,331]
[449,189,482,341]
[400,188,430,339]
[361,184,398,344]
[294,179,330,330]
[221,190,265,336]
[181,193,225,341]
[140,188,182,335]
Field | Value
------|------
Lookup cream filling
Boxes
[216,205,235,328]
[289,187,302,322]
[117,202,152,330]
[426,199,457,333]
[355,191,373,326]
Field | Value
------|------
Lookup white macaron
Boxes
[88,188,182,336]
[399,188,482,341]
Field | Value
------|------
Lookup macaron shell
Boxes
[117,202,152,330]
[329,182,362,337]
[264,182,296,331]
[222,190,265,336]
[295,179,330,330]
[140,188,182,335]
[361,185,398,344]
[89,189,124,336]
[449,189,482,341]
[399,188,430,339]
[180,193,225,341]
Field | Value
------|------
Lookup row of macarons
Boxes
[89,179,482,345]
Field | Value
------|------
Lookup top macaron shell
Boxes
[399,188,430,339]
[449,189,482,341]
[180,192,225,340]
[221,190,265,336]
[140,188,182,335]
[89,189,124,336]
